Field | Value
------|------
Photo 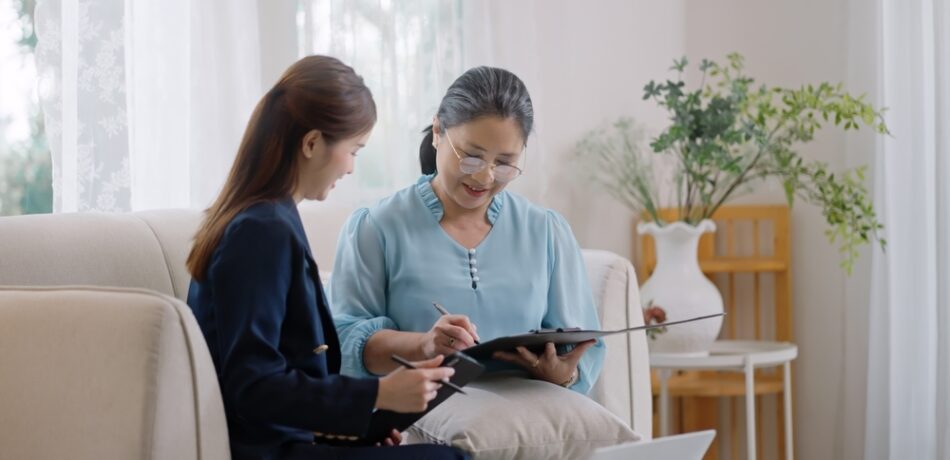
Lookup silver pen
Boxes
[391,354,467,395]
[432,302,480,344]
[432,302,451,316]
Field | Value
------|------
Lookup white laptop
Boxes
[588,430,716,460]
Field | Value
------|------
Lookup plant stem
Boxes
[704,124,782,218]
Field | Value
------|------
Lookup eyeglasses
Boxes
[444,130,523,183]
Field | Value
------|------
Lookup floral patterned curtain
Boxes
[35,0,129,212]
[33,0,262,212]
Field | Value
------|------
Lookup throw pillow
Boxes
[405,373,641,460]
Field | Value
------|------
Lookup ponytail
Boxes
[419,125,437,174]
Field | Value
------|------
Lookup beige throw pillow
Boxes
[405,374,641,460]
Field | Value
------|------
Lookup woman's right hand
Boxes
[375,355,455,413]
[419,314,480,358]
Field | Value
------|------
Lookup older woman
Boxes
[331,66,604,394]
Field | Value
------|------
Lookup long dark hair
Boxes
[419,66,534,174]
[188,55,376,281]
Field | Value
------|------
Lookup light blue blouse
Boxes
[330,175,605,394]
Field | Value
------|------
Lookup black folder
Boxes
[456,312,725,361]
[359,352,485,445]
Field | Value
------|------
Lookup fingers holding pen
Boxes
[443,314,480,343]
[423,314,480,357]
[376,355,456,413]
[437,322,477,349]
[432,302,481,343]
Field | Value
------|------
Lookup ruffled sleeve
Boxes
[543,210,606,394]
[330,208,398,377]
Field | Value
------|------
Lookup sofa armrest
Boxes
[582,249,652,439]
[0,286,229,460]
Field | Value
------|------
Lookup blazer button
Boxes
[313,344,329,354]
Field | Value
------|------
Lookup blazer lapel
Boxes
[282,199,343,373]
[304,252,342,373]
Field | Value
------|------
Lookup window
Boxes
[0,0,51,215]
[296,0,464,204]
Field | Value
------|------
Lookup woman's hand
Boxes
[492,340,597,386]
[376,429,402,447]
[376,355,455,413]
[419,314,480,358]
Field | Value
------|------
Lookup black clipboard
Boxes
[359,352,485,445]
[455,312,725,361]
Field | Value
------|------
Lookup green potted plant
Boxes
[576,53,889,355]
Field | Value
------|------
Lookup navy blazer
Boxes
[187,198,378,460]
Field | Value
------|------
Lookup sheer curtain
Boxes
[297,0,466,206]
[32,0,518,212]
[842,0,950,458]
[457,0,553,211]
[34,0,262,212]
[34,0,129,212]
[866,0,950,457]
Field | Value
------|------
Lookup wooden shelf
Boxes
[638,206,794,459]
[698,257,788,273]
[651,371,786,398]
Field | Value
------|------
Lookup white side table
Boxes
[651,340,798,460]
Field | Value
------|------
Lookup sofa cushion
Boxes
[0,286,228,460]
[136,210,203,301]
[0,213,175,295]
[582,249,651,435]
[405,373,641,460]
[133,205,350,302]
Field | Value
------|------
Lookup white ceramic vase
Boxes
[638,219,724,356]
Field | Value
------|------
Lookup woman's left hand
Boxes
[492,339,596,386]
[376,429,402,447]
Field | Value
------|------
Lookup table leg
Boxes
[745,360,756,460]
[659,369,671,437]
[784,361,794,460]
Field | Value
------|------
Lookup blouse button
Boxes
[469,248,476,255]
[470,267,478,274]
[469,258,477,265]
[472,276,480,282]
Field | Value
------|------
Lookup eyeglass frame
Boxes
[442,129,525,183]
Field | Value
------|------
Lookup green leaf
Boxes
[671,57,689,72]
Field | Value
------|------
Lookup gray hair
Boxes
[420,66,534,174]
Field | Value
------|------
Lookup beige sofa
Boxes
[0,206,652,459]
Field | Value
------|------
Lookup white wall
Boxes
[477,0,687,260]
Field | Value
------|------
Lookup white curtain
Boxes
[842,0,950,458]
[457,0,553,210]
[32,0,522,212]
[34,0,129,212]
[34,0,262,212]
[297,0,466,206]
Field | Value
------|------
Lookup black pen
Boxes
[432,302,481,345]
[390,354,466,395]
